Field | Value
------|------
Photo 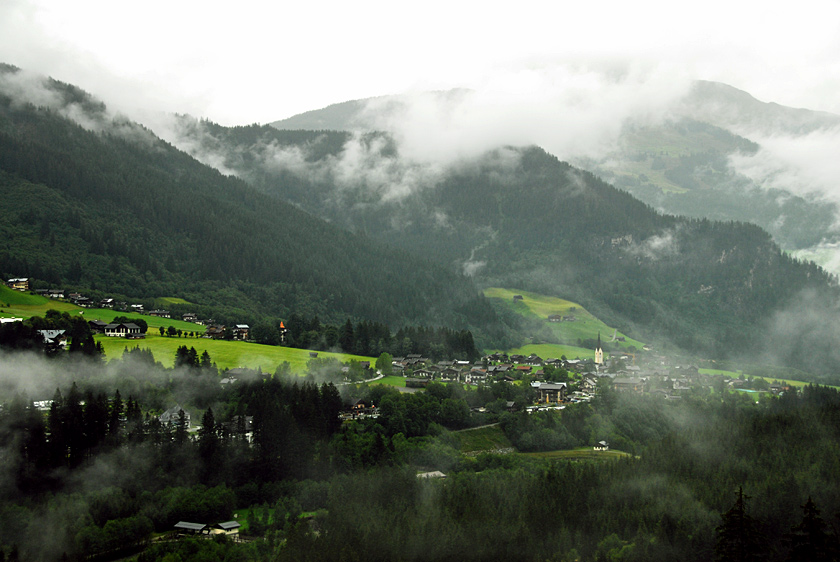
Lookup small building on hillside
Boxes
[160,405,191,429]
[174,522,208,536]
[104,322,143,338]
[7,278,29,291]
[536,382,567,403]
[232,324,250,340]
[212,521,241,540]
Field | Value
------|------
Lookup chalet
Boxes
[440,367,461,381]
[465,371,487,384]
[38,330,66,348]
[36,288,65,299]
[130,304,144,314]
[7,278,29,291]
[613,377,644,392]
[100,298,115,308]
[526,354,543,365]
[174,522,208,536]
[182,313,198,323]
[536,382,567,403]
[70,294,92,307]
[232,324,249,341]
[148,309,171,319]
[581,376,599,392]
[160,405,191,428]
[548,314,563,322]
[593,441,609,451]
[212,521,241,540]
[104,322,143,338]
[344,399,378,419]
[413,369,434,379]
[205,325,226,339]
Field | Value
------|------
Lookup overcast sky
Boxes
[2,0,840,126]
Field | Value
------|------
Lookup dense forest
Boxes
[1,339,840,561]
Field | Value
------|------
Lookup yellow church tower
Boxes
[594,332,604,366]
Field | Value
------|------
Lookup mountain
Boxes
[167,117,840,377]
[0,65,490,331]
[679,80,840,135]
[270,83,840,271]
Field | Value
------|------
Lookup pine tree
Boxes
[786,497,834,562]
[715,487,766,562]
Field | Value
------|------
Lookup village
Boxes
[6,277,795,426]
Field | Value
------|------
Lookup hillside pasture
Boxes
[522,447,632,461]
[452,424,513,454]
[95,333,373,373]
[483,287,645,350]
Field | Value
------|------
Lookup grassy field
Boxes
[521,447,632,461]
[0,287,204,333]
[483,287,645,350]
[0,285,79,317]
[372,376,407,387]
[96,334,374,373]
[698,368,835,390]
[452,424,513,453]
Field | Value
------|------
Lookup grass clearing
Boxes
[372,376,407,387]
[96,333,373,373]
[522,447,632,461]
[698,368,836,390]
[483,287,645,350]
[452,424,512,453]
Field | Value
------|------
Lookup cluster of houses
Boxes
[174,520,242,540]
[4,278,264,342]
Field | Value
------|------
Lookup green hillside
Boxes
[0,66,487,333]
[170,116,840,375]
[484,288,644,359]
[95,333,372,372]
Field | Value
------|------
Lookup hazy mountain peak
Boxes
[680,79,840,135]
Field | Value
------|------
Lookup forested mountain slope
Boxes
[270,84,840,272]
[172,119,840,376]
[0,66,488,329]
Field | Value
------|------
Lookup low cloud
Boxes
[728,127,840,209]
[0,68,158,147]
[360,66,693,165]
[625,230,680,261]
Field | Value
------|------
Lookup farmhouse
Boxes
[7,278,29,291]
[160,405,191,428]
[212,521,242,539]
[536,382,567,403]
[174,522,208,536]
[232,324,250,340]
[104,322,143,338]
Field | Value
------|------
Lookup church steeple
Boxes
[594,332,604,365]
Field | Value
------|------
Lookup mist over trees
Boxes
[0,339,838,561]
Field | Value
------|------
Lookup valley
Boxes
[2,66,840,562]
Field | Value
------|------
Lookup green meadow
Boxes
[521,447,632,461]
[96,333,373,373]
[483,287,645,352]
[452,424,513,453]
[0,286,374,373]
